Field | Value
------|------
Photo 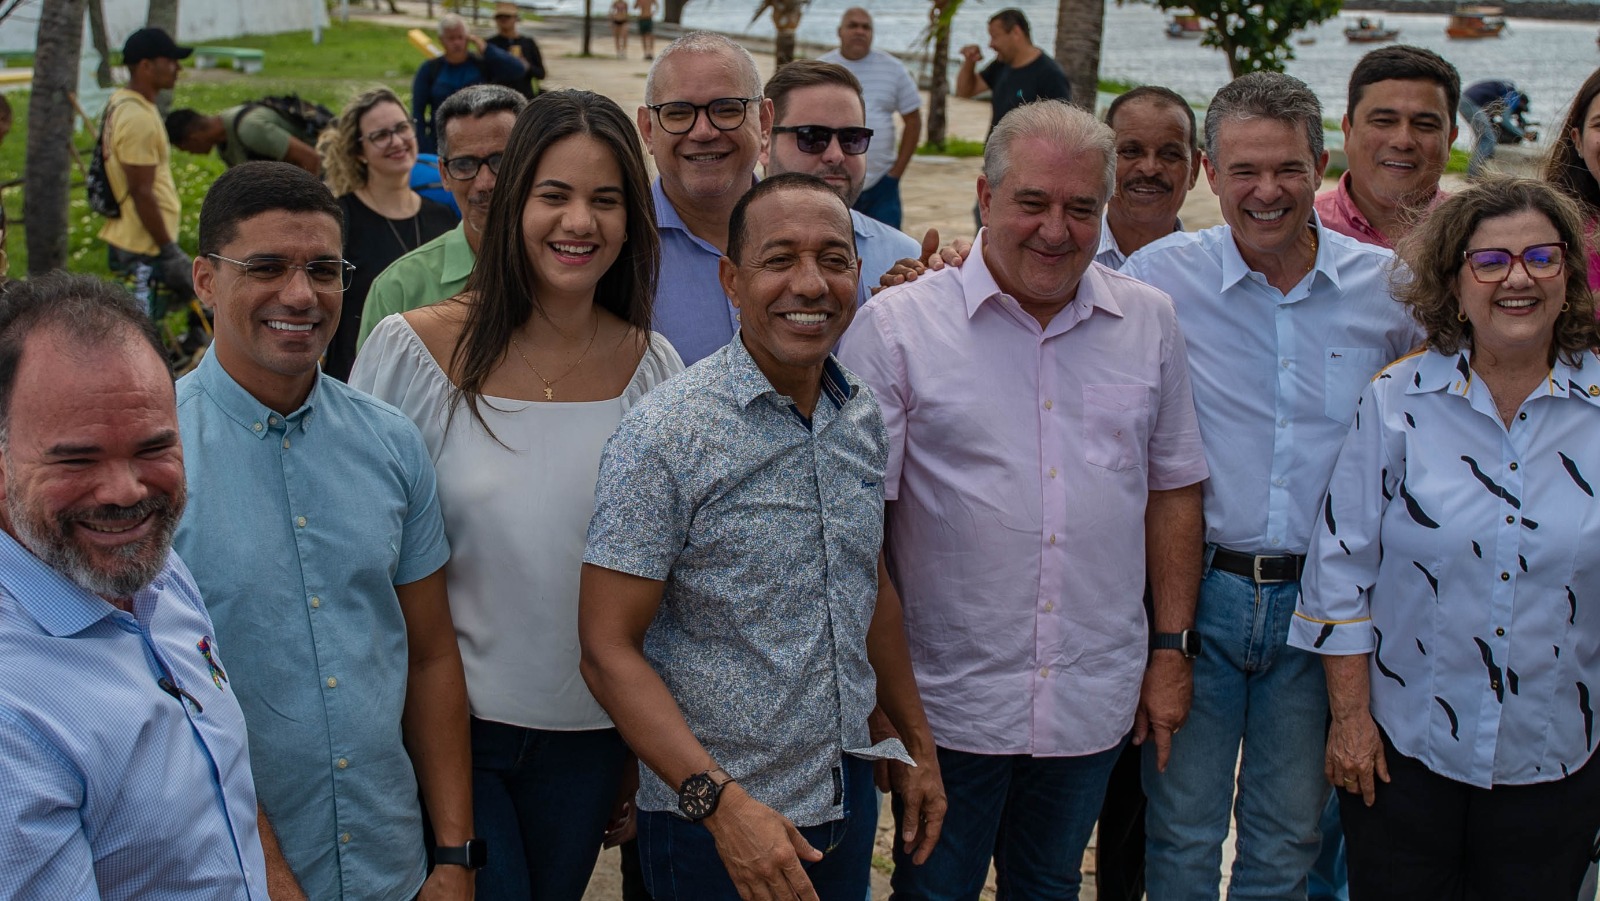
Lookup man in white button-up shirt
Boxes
[1122,72,1423,901]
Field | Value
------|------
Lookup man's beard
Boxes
[6,479,186,600]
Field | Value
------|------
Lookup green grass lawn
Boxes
[2,19,425,278]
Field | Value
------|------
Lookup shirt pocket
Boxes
[1324,348,1390,425]
[1082,384,1151,472]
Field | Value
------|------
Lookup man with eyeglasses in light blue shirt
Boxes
[176,162,477,901]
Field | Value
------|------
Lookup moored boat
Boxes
[1165,14,1204,38]
[1345,17,1400,42]
[1447,5,1507,39]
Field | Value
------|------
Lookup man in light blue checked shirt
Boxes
[0,273,275,899]
[580,174,945,901]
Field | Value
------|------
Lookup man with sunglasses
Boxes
[762,60,920,308]
[358,85,526,352]
[177,162,477,900]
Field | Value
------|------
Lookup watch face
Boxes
[466,839,488,869]
[1182,630,1201,657]
[678,772,720,820]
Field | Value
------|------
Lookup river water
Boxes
[550,0,1600,144]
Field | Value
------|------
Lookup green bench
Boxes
[192,46,265,74]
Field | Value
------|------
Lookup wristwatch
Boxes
[432,838,487,870]
[678,766,735,821]
[1151,629,1201,660]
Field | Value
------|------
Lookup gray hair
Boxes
[983,101,1115,202]
[436,84,527,158]
[1204,71,1324,164]
[645,31,762,104]
[439,13,465,34]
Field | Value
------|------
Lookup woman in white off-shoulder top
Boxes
[350,89,682,901]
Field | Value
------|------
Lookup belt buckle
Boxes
[1252,556,1286,585]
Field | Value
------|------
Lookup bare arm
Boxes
[954,45,986,99]
[578,563,823,901]
[281,137,321,175]
[1134,482,1203,772]
[396,567,475,899]
[121,163,173,247]
[1324,653,1389,806]
[865,552,945,863]
[257,807,308,901]
[889,110,921,180]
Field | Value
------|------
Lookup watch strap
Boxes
[432,839,487,870]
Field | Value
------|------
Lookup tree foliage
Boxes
[1146,0,1343,77]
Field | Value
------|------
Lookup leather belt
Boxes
[1211,547,1305,584]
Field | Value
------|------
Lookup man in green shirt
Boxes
[167,104,321,173]
[356,84,524,350]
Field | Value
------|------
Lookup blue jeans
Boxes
[637,756,875,901]
[891,740,1127,901]
[1308,790,1349,901]
[1459,98,1497,179]
[1143,561,1330,901]
[853,174,903,230]
[470,718,628,901]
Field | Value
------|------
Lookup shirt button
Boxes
[282,439,291,449]
[296,516,307,528]
[327,677,338,688]
[1044,399,1053,410]
[1518,412,1527,421]
[337,757,349,769]
[1049,534,1057,545]
[1049,467,1057,479]
[1044,601,1054,612]
[1501,572,1511,581]
[1509,462,1518,471]
[341,833,351,844]
[1269,537,1281,547]
[1278,418,1289,427]
[1590,385,1599,397]
[1274,477,1286,487]
[253,422,263,432]
[311,596,321,608]
[1506,515,1515,524]
[1039,667,1049,677]
[1281,359,1290,368]
[268,417,278,426]
[1491,679,1502,691]
[1496,627,1506,637]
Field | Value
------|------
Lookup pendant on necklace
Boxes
[544,387,554,400]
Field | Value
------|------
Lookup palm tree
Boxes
[1054,0,1104,113]
[25,0,89,274]
[751,0,807,67]
[921,0,963,149]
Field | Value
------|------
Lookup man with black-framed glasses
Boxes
[639,31,773,365]
[357,85,526,352]
[177,162,477,901]
[762,59,919,307]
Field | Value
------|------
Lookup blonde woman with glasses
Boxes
[318,87,457,381]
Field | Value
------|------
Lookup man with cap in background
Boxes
[100,27,194,304]
[486,3,545,99]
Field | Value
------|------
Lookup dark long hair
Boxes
[448,89,659,432]
[1541,67,1600,220]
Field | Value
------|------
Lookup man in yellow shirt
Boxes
[99,28,193,301]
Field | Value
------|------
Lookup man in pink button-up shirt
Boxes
[1314,46,1459,249]
[839,100,1209,900]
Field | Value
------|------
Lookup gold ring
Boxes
[1343,777,1356,784]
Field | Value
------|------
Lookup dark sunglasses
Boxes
[771,125,873,156]
[441,152,504,181]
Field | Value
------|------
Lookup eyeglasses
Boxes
[771,125,874,155]
[441,152,504,181]
[647,97,760,135]
[362,120,413,148]
[207,254,355,293]
[1461,242,1567,284]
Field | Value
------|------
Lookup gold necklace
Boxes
[511,312,600,400]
